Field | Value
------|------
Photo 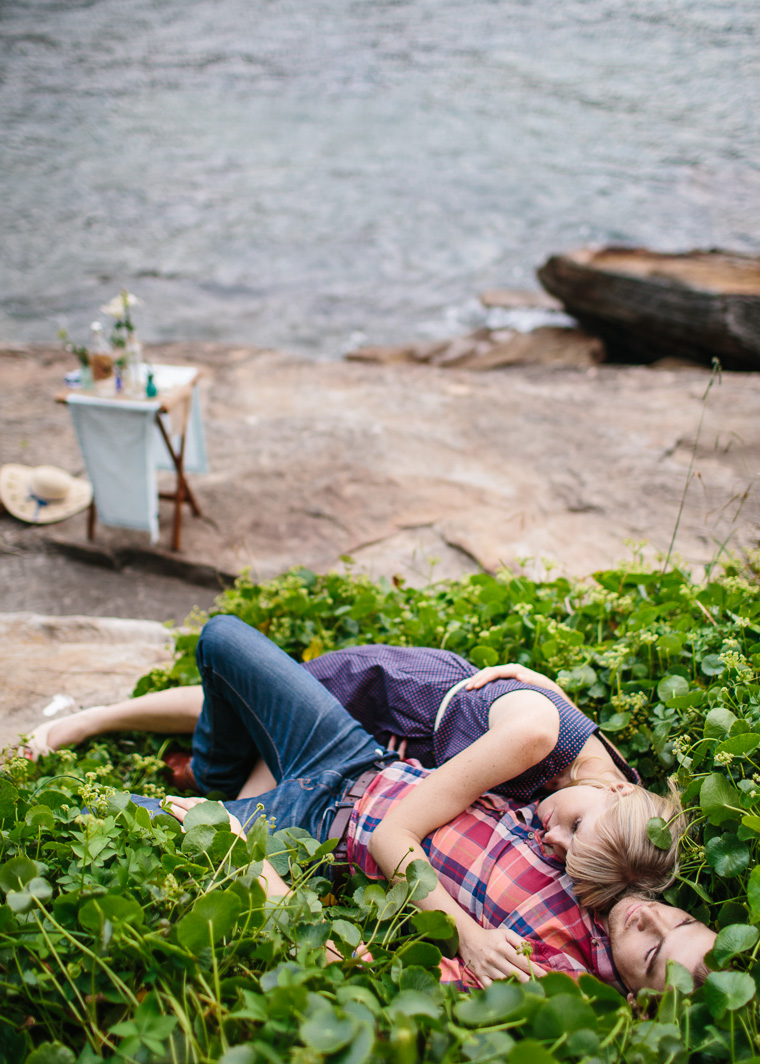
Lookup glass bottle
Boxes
[125,333,144,397]
[89,321,111,392]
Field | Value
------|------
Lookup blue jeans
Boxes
[131,615,396,842]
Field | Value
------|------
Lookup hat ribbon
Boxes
[27,491,52,520]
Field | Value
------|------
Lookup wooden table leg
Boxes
[87,499,97,540]
[155,413,202,551]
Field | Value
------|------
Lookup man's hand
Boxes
[458,923,545,986]
[165,794,246,838]
[385,733,408,760]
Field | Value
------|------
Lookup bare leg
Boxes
[236,759,278,799]
[24,685,205,758]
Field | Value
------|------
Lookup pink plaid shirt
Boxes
[347,760,619,990]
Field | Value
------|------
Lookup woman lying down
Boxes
[24,616,714,994]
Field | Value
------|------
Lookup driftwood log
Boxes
[537,247,760,369]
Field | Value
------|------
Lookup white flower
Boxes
[100,291,142,318]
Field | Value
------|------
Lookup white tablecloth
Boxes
[66,365,207,543]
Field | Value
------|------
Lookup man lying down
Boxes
[34,616,715,997]
[153,758,714,1001]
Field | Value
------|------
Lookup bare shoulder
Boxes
[488,688,560,744]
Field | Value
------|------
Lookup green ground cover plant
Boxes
[2,555,760,1064]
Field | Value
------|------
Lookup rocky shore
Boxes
[1,339,759,746]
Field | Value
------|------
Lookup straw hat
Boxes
[0,464,92,524]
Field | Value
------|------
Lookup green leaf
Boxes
[700,773,742,825]
[405,859,437,902]
[353,883,387,913]
[180,823,218,859]
[704,707,738,740]
[78,894,145,933]
[556,665,597,692]
[710,924,760,968]
[657,634,683,656]
[331,1022,374,1064]
[504,1041,558,1064]
[377,881,407,921]
[531,994,597,1039]
[462,1031,515,1063]
[646,817,673,851]
[668,690,705,709]
[454,982,525,1026]
[705,834,750,877]
[0,856,38,893]
[175,890,242,951]
[599,712,631,733]
[399,966,442,996]
[410,910,456,939]
[0,1026,26,1064]
[182,800,233,830]
[716,733,760,758]
[665,960,694,993]
[703,970,756,1018]
[386,989,442,1020]
[300,1009,357,1054]
[25,806,56,831]
[331,919,362,949]
[658,675,689,702]
[0,779,19,821]
[539,971,582,997]
[24,1044,76,1064]
[702,653,726,677]
[216,1048,257,1064]
[470,645,498,668]
[629,1022,682,1054]
[396,942,442,968]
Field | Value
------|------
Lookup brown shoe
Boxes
[163,751,198,793]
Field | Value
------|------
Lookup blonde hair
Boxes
[565,777,686,913]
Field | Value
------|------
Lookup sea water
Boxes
[1,0,758,356]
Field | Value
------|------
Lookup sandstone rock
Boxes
[0,613,173,751]
[479,288,562,310]
[1,342,758,620]
[346,325,603,370]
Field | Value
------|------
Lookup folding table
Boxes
[57,364,207,551]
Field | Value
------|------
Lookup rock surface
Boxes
[1,340,759,745]
[346,325,604,370]
[0,613,173,751]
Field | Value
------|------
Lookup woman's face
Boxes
[536,784,622,860]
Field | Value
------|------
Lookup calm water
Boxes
[1,0,758,356]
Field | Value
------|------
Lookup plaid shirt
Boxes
[347,760,619,990]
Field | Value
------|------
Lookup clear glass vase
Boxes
[125,335,144,397]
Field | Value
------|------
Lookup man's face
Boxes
[607,895,717,993]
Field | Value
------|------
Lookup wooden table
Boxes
[57,364,206,551]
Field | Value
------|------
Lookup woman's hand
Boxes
[466,663,561,695]
[165,794,246,838]
[458,923,546,986]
